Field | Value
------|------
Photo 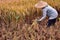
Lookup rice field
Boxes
[0,0,60,40]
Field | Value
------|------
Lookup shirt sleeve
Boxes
[37,9,47,21]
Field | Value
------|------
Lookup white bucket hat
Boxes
[35,1,48,8]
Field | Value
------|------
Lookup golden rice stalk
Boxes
[31,19,38,26]
[58,18,60,21]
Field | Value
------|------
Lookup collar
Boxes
[42,5,48,9]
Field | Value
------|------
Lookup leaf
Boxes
[15,15,20,20]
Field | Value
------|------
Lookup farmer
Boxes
[35,1,58,27]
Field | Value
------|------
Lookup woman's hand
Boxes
[36,19,41,24]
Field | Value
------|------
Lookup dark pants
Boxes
[47,18,56,27]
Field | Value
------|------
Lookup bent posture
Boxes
[35,1,58,27]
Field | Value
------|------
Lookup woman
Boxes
[35,1,58,27]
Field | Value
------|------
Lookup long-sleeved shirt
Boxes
[38,5,58,21]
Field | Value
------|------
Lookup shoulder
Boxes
[42,7,48,12]
[43,5,53,11]
[42,5,49,10]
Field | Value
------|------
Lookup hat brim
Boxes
[35,1,48,8]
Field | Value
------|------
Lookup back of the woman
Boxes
[46,5,58,19]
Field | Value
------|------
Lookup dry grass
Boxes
[0,0,60,40]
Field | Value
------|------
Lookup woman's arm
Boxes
[37,9,47,21]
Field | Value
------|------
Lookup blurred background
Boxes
[0,0,60,40]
